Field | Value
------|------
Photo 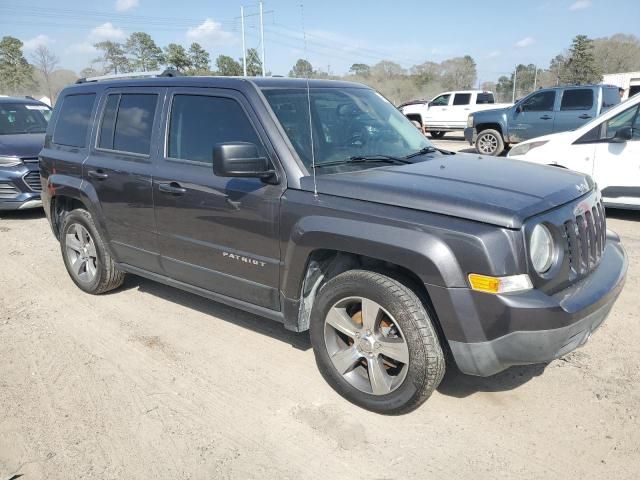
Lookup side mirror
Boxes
[610,126,633,143]
[516,104,524,113]
[427,101,434,107]
[213,142,276,181]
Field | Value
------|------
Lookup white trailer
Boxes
[602,72,640,100]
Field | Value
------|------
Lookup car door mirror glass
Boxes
[213,142,275,180]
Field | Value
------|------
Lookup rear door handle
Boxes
[540,115,552,120]
[158,182,187,195]
[88,170,108,180]
[578,114,592,119]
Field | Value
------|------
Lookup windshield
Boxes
[262,87,432,172]
[0,103,51,135]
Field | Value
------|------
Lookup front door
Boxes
[593,103,640,207]
[153,88,285,310]
[84,87,165,272]
[509,90,557,143]
[424,93,451,130]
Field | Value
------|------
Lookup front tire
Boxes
[310,270,445,414]
[475,129,504,156]
[60,208,125,294]
[429,131,446,139]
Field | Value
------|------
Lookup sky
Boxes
[2,0,639,82]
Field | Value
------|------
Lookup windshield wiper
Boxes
[404,146,455,159]
[314,154,412,169]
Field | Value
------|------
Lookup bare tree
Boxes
[31,45,59,101]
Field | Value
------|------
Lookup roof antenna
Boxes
[300,2,317,197]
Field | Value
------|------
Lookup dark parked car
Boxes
[464,84,620,155]
[40,75,627,414]
[0,96,51,210]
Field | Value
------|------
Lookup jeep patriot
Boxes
[40,74,627,414]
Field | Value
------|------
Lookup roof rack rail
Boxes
[76,68,182,84]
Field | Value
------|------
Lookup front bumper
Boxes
[0,163,42,210]
[431,234,627,376]
[463,127,476,145]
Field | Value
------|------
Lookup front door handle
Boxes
[578,114,592,119]
[158,182,187,195]
[88,170,108,180]
[540,115,552,120]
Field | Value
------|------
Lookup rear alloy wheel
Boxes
[475,128,504,156]
[310,270,445,414]
[429,131,446,139]
[60,209,125,294]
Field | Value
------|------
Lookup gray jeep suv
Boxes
[40,75,627,414]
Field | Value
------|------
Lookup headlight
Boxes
[466,114,474,127]
[509,140,548,157]
[530,224,554,273]
[0,155,23,167]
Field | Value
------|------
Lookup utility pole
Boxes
[259,1,266,76]
[512,66,517,103]
[533,65,538,91]
[240,6,247,76]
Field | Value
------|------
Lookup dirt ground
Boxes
[1,207,639,480]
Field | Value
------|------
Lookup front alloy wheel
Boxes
[65,223,98,283]
[324,297,410,395]
[310,270,445,414]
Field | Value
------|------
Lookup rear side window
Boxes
[560,89,594,111]
[98,93,157,155]
[476,93,495,104]
[453,93,471,105]
[53,94,96,147]
[168,94,263,164]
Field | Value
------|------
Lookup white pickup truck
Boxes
[400,90,512,138]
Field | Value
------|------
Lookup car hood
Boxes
[302,152,593,229]
[0,133,45,158]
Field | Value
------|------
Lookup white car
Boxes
[508,94,640,209]
[400,90,511,138]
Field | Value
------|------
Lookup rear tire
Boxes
[429,131,446,139]
[310,270,445,414]
[60,209,125,294]
[475,129,504,156]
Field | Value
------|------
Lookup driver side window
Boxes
[431,94,450,106]
[521,91,556,112]
[604,105,639,140]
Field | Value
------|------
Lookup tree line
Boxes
[1,32,639,105]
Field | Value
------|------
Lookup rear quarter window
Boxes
[53,93,96,147]
[476,93,495,104]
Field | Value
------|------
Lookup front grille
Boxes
[564,200,606,280]
[23,170,42,192]
[0,182,20,199]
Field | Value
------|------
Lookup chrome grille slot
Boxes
[23,171,42,192]
[0,182,20,199]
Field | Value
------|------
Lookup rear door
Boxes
[554,88,596,133]
[447,92,473,128]
[509,90,556,142]
[153,87,285,310]
[593,103,640,207]
[84,87,165,272]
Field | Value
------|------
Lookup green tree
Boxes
[188,42,210,72]
[125,32,164,71]
[349,63,370,77]
[289,58,313,78]
[215,54,242,76]
[563,35,600,84]
[93,41,130,74]
[0,36,33,95]
[245,48,262,76]
[164,43,191,72]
